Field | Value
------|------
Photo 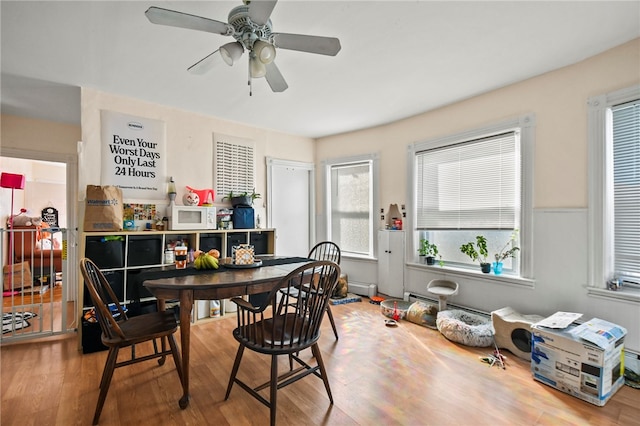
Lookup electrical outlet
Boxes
[402,212,406,217]
[401,204,405,210]
[380,214,385,221]
[380,208,384,213]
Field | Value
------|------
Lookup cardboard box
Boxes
[531,316,627,406]
[3,261,33,291]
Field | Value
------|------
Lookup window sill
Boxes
[586,286,640,304]
[342,253,376,262]
[406,261,535,289]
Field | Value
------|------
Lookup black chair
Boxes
[280,241,341,339]
[80,258,183,425]
[225,260,341,426]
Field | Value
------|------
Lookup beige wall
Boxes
[315,38,640,211]
[1,114,80,155]
[79,88,315,217]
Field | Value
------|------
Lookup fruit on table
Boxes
[208,249,220,259]
[194,252,219,270]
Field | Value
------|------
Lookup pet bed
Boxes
[436,309,493,347]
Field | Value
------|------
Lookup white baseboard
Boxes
[349,281,376,298]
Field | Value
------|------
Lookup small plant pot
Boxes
[425,256,436,265]
[230,196,252,207]
[480,263,491,273]
[493,262,503,275]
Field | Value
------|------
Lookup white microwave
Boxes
[169,206,217,230]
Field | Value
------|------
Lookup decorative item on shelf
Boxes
[232,244,255,265]
[186,186,214,206]
[493,230,520,275]
[418,239,439,265]
[167,176,177,218]
[183,189,200,206]
[460,235,491,273]
[174,246,188,269]
[386,203,402,229]
[223,189,261,207]
[167,177,177,206]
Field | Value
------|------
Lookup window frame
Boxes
[587,85,640,302]
[322,153,379,259]
[213,133,255,203]
[407,114,535,280]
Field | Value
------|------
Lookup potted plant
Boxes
[460,235,491,273]
[224,189,261,207]
[418,239,439,265]
[493,230,520,275]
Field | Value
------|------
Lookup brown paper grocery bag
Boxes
[84,185,123,231]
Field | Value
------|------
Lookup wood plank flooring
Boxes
[1,299,638,425]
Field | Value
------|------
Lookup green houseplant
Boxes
[223,188,261,207]
[418,239,439,265]
[493,230,520,275]
[460,235,491,273]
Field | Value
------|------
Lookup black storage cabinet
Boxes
[127,235,163,266]
[250,232,269,255]
[82,270,123,308]
[85,237,124,269]
[199,234,223,253]
[226,232,248,257]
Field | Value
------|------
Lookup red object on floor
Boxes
[3,290,20,297]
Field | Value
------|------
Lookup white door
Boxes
[267,158,314,257]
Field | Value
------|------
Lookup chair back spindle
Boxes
[234,260,340,353]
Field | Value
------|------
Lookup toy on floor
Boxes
[480,335,508,369]
[369,295,385,305]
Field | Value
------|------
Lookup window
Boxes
[588,86,640,297]
[410,115,534,278]
[213,134,255,201]
[323,154,379,258]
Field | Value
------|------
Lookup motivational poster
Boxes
[100,110,166,199]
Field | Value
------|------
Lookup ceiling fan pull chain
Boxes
[248,58,253,96]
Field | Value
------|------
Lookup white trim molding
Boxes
[587,85,640,290]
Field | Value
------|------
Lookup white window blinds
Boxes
[329,161,372,255]
[214,137,255,200]
[416,131,520,230]
[612,100,640,280]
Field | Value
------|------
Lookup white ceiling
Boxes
[2,1,639,138]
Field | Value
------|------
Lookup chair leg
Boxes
[157,336,167,366]
[225,345,245,400]
[94,346,119,425]
[326,306,339,340]
[270,354,278,426]
[99,347,118,391]
[167,334,184,386]
[311,343,333,404]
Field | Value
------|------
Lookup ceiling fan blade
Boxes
[145,6,232,36]
[272,33,341,56]
[265,62,288,92]
[248,0,278,26]
[187,50,221,75]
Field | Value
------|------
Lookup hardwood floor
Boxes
[1,299,638,425]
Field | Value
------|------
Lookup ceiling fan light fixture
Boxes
[253,40,276,64]
[249,56,267,78]
[220,41,244,66]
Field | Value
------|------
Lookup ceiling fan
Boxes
[145,0,341,94]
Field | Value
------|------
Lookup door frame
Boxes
[266,157,315,253]
[1,147,79,303]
